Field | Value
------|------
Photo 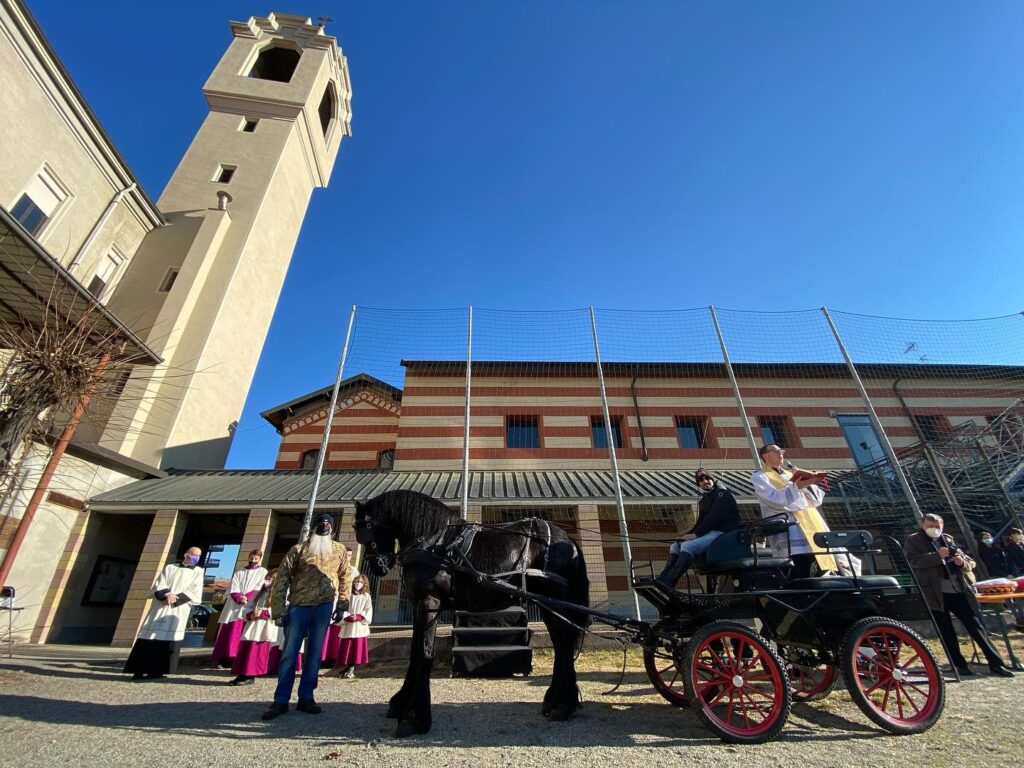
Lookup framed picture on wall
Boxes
[82,555,137,606]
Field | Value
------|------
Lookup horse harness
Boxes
[362,514,569,590]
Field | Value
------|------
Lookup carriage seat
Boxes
[694,528,793,574]
[785,575,900,591]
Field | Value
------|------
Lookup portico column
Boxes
[575,504,609,611]
[233,508,277,571]
[111,509,186,647]
[30,508,91,644]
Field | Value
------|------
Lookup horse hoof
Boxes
[540,700,553,717]
[385,704,402,719]
[546,704,571,722]
[394,719,417,738]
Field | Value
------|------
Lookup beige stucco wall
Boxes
[0,443,141,641]
[0,0,159,286]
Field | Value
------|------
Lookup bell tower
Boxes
[98,13,352,468]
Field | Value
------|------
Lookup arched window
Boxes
[249,44,301,83]
[378,449,395,469]
[318,82,336,136]
[300,449,320,469]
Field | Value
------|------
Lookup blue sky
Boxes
[29,1,1024,468]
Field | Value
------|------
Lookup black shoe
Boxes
[131,673,145,680]
[956,665,976,676]
[990,666,1015,678]
[261,702,289,720]
[296,699,322,714]
[145,673,164,679]
[229,676,255,686]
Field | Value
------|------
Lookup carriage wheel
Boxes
[643,646,689,707]
[841,617,944,735]
[683,621,791,744]
[787,658,838,702]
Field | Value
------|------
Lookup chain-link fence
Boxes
[303,306,1024,623]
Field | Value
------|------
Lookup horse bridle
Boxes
[355,512,395,573]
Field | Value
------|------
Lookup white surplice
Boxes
[137,563,204,642]
[219,566,269,624]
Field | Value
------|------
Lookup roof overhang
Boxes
[0,206,161,365]
[260,373,403,433]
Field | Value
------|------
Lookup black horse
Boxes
[354,489,590,737]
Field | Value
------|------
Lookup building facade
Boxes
[0,4,352,642]
[82,359,1024,633]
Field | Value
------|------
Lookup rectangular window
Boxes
[591,416,623,449]
[158,268,179,293]
[10,194,47,235]
[109,370,131,396]
[87,250,123,299]
[506,416,539,449]
[758,416,790,449]
[213,164,236,184]
[915,415,949,443]
[675,416,707,449]
[11,166,70,238]
[241,118,259,133]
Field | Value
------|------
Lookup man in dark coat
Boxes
[1004,528,1024,577]
[977,531,1011,579]
[656,468,741,590]
[905,513,1013,677]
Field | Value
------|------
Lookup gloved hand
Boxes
[331,605,345,624]
[336,597,350,614]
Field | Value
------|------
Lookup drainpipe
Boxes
[68,183,137,271]
[630,373,649,462]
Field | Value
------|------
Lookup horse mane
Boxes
[361,490,459,541]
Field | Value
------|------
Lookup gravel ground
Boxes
[0,641,1022,768]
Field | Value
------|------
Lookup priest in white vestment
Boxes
[751,443,837,580]
[212,549,268,666]
[124,547,205,679]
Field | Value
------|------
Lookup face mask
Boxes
[315,522,332,537]
[248,561,260,568]
[982,538,993,547]
[187,554,201,566]
[924,528,942,540]
[353,583,364,593]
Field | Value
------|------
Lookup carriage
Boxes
[354,491,947,744]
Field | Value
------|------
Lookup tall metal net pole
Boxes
[709,305,761,469]
[300,305,357,541]
[821,307,924,522]
[590,307,641,620]
[461,306,473,520]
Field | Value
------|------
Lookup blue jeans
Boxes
[669,530,723,558]
[273,602,332,704]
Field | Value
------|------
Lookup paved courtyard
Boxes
[0,644,1021,768]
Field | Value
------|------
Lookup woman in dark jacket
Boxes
[977,531,1011,579]
[905,514,1013,677]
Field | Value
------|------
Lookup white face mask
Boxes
[924,527,942,540]
[982,537,993,546]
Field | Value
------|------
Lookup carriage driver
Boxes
[656,468,741,590]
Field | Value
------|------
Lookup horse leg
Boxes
[386,618,419,719]
[542,611,582,722]
[395,595,440,737]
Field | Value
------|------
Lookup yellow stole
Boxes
[765,469,837,572]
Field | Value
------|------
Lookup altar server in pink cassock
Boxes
[212,549,268,667]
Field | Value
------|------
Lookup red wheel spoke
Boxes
[738,687,770,718]
[897,684,921,716]
[879,681,893,713]
[899,653,921,672]
[704,648,731,677]
[698,683,729,708]
[903,681,931,700]
[743,672,775,683]
[725,690,737,724]
[894,682,906,720]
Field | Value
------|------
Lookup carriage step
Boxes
[451,645,533,677]
[454,607,528,629]
[452,626,532,647]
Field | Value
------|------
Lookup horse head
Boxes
[354,499,396,576]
